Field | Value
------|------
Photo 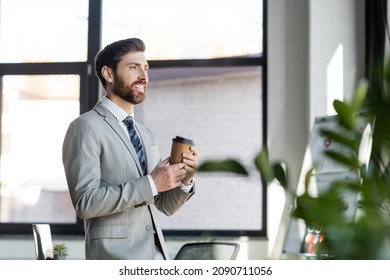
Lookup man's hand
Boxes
[150,158,187,192]
[181,146,199,185]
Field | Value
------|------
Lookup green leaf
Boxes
[351,79,368,112]
[320,128,357,149]
[254,148,274,183]
[324,150,360,169]
[333,100,355,130]
[304,167,315,192]
[273,162,287,188]
[328,179,361,193]
[197,159,249,175]
[53,243,68,256]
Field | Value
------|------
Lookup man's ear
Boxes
[101,66,113,82]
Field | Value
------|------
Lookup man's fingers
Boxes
[174,167,187,178]
[184,165,194,173]
[170,162,186,170]
[158,157,170,167]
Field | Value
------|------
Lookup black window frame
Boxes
[0,0,268,237]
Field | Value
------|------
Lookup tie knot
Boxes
[123,116,135,128]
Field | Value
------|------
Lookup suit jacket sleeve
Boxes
[154,185,194,216]
[62,115,155,219]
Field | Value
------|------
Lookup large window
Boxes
[0,0,266,236]
[101,0,262,60]
[0,0,89,234]
[0,0,88,63]
[0,75,79,224]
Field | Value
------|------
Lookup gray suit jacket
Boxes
[62,102,194,260]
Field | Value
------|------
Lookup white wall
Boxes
[267,0,365,259]
[267,0,310,259]
[309,0,365,123]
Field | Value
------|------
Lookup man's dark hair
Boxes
[94,38,146,89]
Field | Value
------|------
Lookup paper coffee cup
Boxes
[169,136,195,165]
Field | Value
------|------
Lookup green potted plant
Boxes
[53,243,68,260]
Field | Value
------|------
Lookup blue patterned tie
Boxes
[123,116,146,175]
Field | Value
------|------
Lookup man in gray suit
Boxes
[62,38,198,260]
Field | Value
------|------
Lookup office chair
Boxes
[174,242,240,260]
[32,224,54,260]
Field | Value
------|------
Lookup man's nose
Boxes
[138,69,148,81]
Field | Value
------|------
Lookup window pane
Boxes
[136,66,263,230]
[0,0,89,63]
[0,75,80,223]
[102,0,263,60]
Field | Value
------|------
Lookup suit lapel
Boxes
[94,102,144,175]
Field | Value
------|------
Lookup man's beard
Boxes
[112,74,146,105]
